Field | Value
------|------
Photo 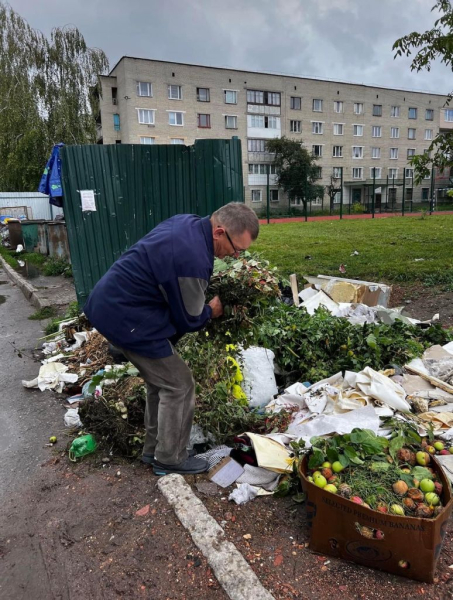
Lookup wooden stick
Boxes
[289,274,299,306]
[405,365,453,395]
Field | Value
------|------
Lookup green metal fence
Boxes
[60,139,243,305]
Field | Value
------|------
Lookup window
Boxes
[354,102,363,115]
[170,138,184,145]
[390,147,398,159]
[333,145,343,157]
[372,126,382,137]
[389,188,397,202]
[390,127,400,138]
[313,167,322,179]
[391,106,400,117]
[405,168,414,178]
[225,115,237,129]
[333,191,342,204]
[388,168,398,179]
[445,109,453,122]
[113,114,120,131]
[251,189,262,203]
[334,101,343,113]
[197,88,210,102]
[248,139,266,152]
[224,90,237,104]
[266,116,280,129]
[137,109,155,125]
[407,148,416,158]
[290,96,301,110]
[370,167,382,179]
[352,167,363,179]
[352,146,363,159]
[137,81,152,97]
[425,109,434,121]
[168,85,182,100]
[111,87,117,105]
[312,144,323,157]
[248,164,276,175]
[373,104,382,117]
[408,128,416,139]
[140,136,155,144]
[408,107,417,119]
[425,129,433,140]
[333,167,342,178]
[290,120,301,133]
[197,114,211,128]
[249,115,264,128]
[247,90,264,104]
[312,121,323,134]
[270,189,279,202]
[371,147,381,159]
[353,124,364,136]
[406,188,413,201]
[422,188,429,200]
[333,123,344,135]
[267,92,281,106]
[168,111,184,126]
[313,99,323,112]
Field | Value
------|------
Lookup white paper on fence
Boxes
[443,342,453,356]
[287,404,380,443]
[245,432,292,473]
[300,290,339,316]
[299,287,318,302]
[355,367,410,411]
[240,347,278,408]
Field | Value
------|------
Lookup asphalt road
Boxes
[0,266,63,502]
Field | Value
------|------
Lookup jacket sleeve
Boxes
[159,276,212,334]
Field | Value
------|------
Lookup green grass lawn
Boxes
[250,214,453,286]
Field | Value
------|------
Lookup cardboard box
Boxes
[299,456,453,582]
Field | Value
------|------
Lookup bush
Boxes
[351,202,364,214]
[42,256,72,277]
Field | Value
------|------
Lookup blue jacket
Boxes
[84,214,214,358]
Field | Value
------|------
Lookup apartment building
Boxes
[97,56,451,212]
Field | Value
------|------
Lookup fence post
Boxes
[372,169,376,218]
[429,166,435,214]
[385,175,389,209]
[393,176,395,211]
[340,167,344,220]
[266,165,270,224]
[402,173,406,217]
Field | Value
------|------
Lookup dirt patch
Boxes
[390,284,453,328]
[2,454,453,600]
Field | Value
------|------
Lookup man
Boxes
[84,202,259,475]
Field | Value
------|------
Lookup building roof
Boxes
[109,56,447,98]
[0,192,48,199]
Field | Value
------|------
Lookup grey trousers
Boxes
[118,346,195,465]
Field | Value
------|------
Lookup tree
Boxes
[265,137,325,212]
[325,175,341,212]
[393,0,453,182]
[0,3,109,191]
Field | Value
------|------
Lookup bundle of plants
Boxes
[205,253,282,343]
[303,424,450,519]
[78,376,146,457]
[253,303,453,384]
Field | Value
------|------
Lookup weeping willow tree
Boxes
[0,3,109,191]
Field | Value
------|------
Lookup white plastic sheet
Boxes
[240,347,278,408]
[355,366,410,411]
[22,362,78,393]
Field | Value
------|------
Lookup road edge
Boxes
[0,255,49,309]
[158,474,275,600]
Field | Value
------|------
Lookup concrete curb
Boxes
[0,256,50,309]
[158,474,275,600]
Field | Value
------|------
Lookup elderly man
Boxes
[84,202,259,475]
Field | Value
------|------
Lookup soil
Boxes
[390,284,453,328]
[2,453,453,600]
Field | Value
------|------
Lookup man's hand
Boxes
[208,295,223,318]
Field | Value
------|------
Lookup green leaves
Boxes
[308,447,325,469]
[412,466,434,481]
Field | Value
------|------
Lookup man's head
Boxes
[211,203,259,259]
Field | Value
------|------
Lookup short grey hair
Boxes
[211,202,259,240]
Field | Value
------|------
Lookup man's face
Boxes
[213,226,253,259]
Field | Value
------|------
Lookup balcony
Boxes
[247,104,281,116]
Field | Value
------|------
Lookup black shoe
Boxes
[142,449,196,466]
[153,456,209,475]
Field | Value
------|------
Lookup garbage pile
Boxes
[24,253,453,491]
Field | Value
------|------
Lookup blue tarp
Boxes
[38,143,64,207]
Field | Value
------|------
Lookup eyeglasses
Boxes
[224,229,241,256]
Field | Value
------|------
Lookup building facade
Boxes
[97,57,450,213]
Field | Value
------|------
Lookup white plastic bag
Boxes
[64,408,82,428]
[239,347,278,408]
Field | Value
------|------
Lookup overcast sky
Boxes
[8,0,450,94]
